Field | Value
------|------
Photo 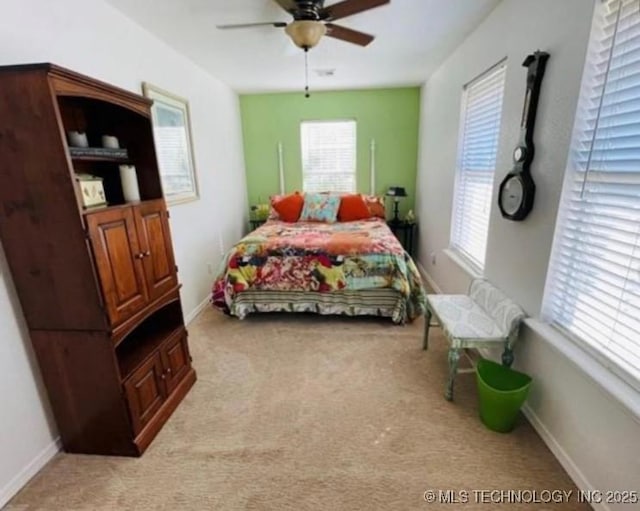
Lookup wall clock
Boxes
[498,50,550,221]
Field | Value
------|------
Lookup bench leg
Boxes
[502,345,514,367]
[445,347,461,401]
[423,309,432,350]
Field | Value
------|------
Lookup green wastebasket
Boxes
[476,358,532,433]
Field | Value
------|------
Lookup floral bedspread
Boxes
[212,219,426,322]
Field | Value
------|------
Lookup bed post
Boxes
[277,141,285,195]
[370,139,376,195]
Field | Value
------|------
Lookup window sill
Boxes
[524,318,640,421]
[443,248,482,279]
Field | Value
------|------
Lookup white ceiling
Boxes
[106,0,501,93]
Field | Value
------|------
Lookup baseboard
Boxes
[416,261,442,294]
[521,404,609,511]
[185,295,210,325]
[0,437,61,509]
[475,347,607,510]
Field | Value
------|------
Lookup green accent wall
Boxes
[239,87,421,218]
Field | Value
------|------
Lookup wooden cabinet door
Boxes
[134,200,178,302]
[124,353,166,434]
[86,207,148,326]
[161,329,191,395]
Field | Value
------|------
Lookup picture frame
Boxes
[142,83,199,205]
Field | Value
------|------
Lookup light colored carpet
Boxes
[5,309,589,510]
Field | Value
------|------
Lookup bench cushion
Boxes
[427,294,506,341]
[469,279,525,336]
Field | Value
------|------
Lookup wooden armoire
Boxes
[0,63,197,456]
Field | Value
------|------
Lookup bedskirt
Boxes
[225,288,409,324]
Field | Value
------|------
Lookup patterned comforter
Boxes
[211,219,426,323]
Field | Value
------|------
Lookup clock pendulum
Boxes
[498,50,550,221]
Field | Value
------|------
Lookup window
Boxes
[301,120,356,193]
[543,0,640,388]
[450,63,507,271]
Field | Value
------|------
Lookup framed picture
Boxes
[143,83,199,205]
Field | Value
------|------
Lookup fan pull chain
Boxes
[304,47,310,98]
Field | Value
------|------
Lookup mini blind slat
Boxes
[543,0,640,388]
[552,268,632,304]
[553,249,639,286]
[566,199,640,217]
[301,120,356,193]
[461,116,504,137]
[559,236,640,265]
[464,81,505,102]
[565,204,640,226]
[549,291,640,350]
[549,285,640,335]
[464,98,505,120]
[451,63,506,270]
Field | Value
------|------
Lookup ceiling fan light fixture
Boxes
[285,20,326,49]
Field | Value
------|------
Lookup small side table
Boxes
[387,220,416,256]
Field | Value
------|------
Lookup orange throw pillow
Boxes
[338,194,372,222]
[362,195,386,218]
[272,193,304,222]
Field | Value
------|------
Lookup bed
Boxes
[211,218,426,324]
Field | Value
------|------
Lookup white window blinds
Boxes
[543,0,640,387]
[301,120,356,193]
[450,63,507,271]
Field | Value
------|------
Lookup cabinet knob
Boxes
[166,368,172,374]
[161,374,166,380]
[135,253,144,259]
[144,251,150,257]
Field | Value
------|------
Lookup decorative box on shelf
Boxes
[75,173,107,208]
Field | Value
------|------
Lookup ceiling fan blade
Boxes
[216,22,287,29]
[324,23,374,46]
[272,0,299,14]
[321,0,390,21]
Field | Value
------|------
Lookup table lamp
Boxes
[386,186,407,223]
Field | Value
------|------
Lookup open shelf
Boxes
[57,95,164,206]
[118,325,183,380]
[116,301,184,380]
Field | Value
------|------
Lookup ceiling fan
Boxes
[217,0,390,50]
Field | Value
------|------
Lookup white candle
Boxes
[119,165,141,202]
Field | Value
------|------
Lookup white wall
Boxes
[416,0,640,508]
[0,0,247,506]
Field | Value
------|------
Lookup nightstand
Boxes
[387,220,416,256]
[249,203,269,231]
[249,219,266,231]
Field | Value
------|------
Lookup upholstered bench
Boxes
[423,278,525,401]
